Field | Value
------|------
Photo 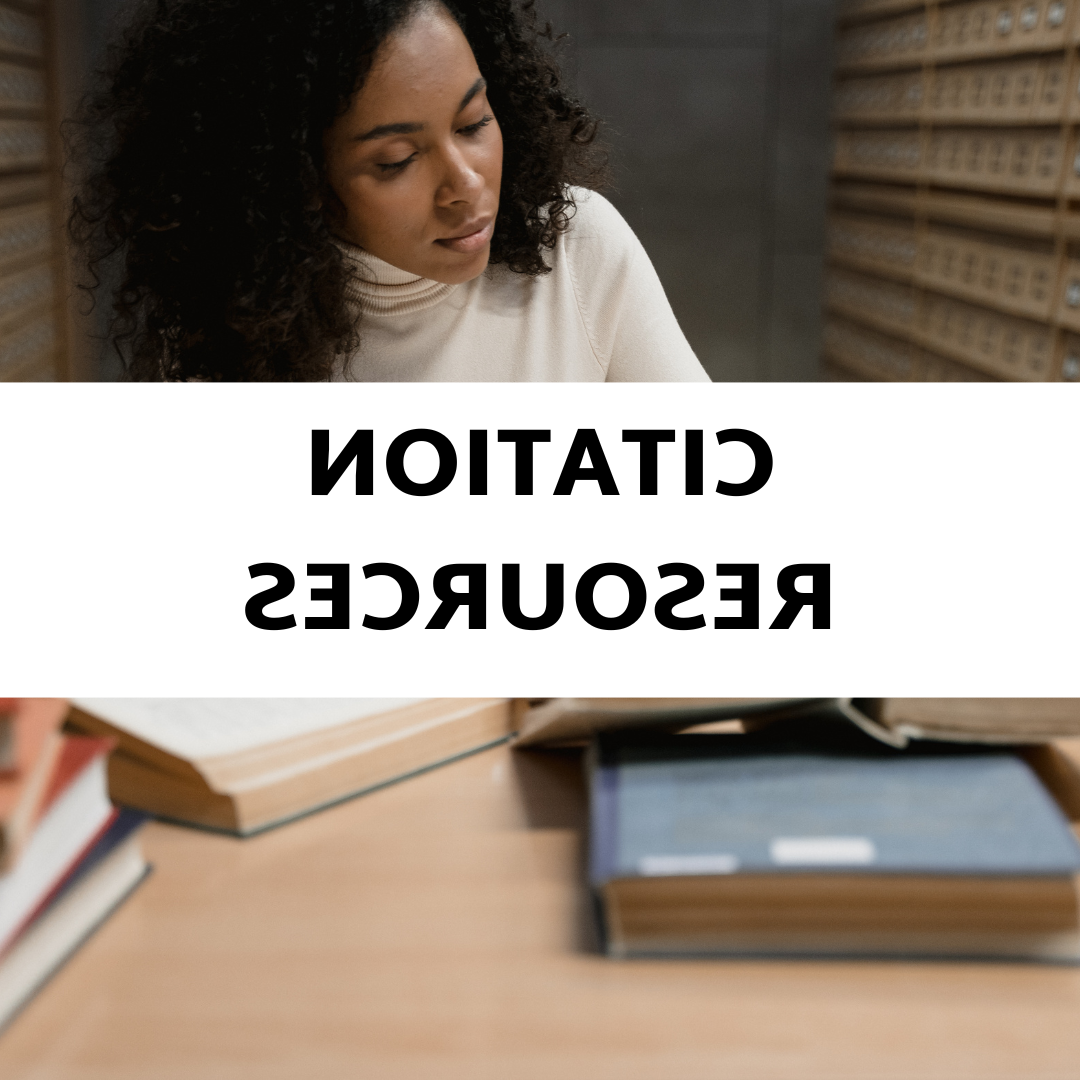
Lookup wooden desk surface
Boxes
[2,742,1080,1080]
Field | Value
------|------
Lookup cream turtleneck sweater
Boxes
[333,188,710,382]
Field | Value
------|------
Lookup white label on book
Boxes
[769,837,877,866]
[638,854,740,876]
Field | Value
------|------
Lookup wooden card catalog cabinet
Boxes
[825,265,919,338]
[0,0,63,382]
[826,0,1080,380]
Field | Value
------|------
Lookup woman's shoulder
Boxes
[561,187,637,249]
[555,187,644,288]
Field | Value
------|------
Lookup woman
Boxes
[72,0,709,383]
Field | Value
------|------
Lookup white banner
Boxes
[0,382,1076,696]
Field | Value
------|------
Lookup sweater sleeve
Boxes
[561,189,711,382]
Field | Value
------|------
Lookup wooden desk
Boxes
[1,743,1080,1079]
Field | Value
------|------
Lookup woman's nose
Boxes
[434,145,484,206]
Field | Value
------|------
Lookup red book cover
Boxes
[37,735,116,818]
[0,736,119,957]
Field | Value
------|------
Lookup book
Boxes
[513,698,830,746]
[849,698,1080,743]
[0,810,149,1032]
[67,698,513,835]
[0,736,117,955]
[515,697,1080,747]
[589,722,1080,961]
[0,699,66,870]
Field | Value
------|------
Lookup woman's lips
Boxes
[435,218,494,254]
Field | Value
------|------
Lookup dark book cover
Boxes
[590,722,1080,888]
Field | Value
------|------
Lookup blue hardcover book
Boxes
[590,724,1080,961]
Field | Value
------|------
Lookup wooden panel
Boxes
[837,0,925,24]
[0,257,53,334]
[0,4,43,61]
[921,189,1057,236]
[834,127,923,181]
[1060,331,1080,377]
[933,0,1073,63]
[835,70,925,124]
[1053,256,1080,328]
[827,0,1080,379]
[826,210,919,279]
[0,0,59,381]
[916,291,1056,379]
[924,128,1063,196]
[0,308,54,379]
[835,10,930,72]
[0,202,50,275]
[926,56,1064,125]
[0,118,44,170]
[0,172,45,207]
[915,226,1056,319]
[920,349,1001,379]
[1058,128,1080,196]
[831,182,1060,237]
[0,61,43,112]
[824,264,918,337]
[822,313,920,379]
[830,180,921,217]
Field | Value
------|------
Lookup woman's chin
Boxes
[424,246,491,285]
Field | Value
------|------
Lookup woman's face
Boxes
[323,4,503,284]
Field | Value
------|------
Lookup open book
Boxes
[514,698,1080,748]
[515,698,1080,821]
[67,699,512,835]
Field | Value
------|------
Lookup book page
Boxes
[71,700,425,761]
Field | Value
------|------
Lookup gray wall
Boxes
[537,0,835,381]
[65,0,836,381]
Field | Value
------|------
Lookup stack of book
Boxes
[0,696,511,1029]
[518,698,1080,962]
[0,699,149,1030]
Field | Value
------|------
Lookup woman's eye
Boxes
[376,153,417,173]
[459,114,493,136]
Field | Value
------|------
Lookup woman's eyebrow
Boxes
[458,77,486,112]
[356,121,424,142]
[354,78,487,142]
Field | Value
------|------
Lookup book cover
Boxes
[591,730,1080,886]
[590,724,1080,960]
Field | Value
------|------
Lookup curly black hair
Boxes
[69,0,606,381]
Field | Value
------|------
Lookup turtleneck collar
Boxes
[335,238,456,316]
